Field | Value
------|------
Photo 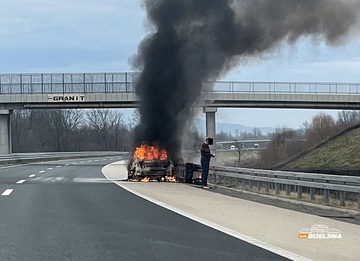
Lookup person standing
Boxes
[200,137,215,189]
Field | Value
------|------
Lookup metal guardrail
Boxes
[1,72,360,95]
[181,164,360,209]
[0,151,129,165]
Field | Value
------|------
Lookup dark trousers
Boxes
[201,159,210,186]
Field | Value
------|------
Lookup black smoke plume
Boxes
[131,0,360,163]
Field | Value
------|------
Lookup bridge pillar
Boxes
[203,107,217,166]
[0,110,12,155]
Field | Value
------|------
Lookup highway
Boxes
[0,157,291,261]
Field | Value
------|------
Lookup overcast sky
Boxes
[1,0,360,129]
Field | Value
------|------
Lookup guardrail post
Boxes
[324,189,330,203]
[358,193,360,209]
[235,177,239,187]
[257,181,261,191]
[265,182,270,193]
[310,187,315,201]
[339,191,345,206]
[297,186,302,199]
[232,177,236,187]
[285,185,290,196]
[275,183,280,195]
[249,180,253,189]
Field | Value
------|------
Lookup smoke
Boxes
[131,0,360,163]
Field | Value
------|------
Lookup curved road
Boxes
[0,157,290,261]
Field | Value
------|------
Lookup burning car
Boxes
[127,143,176,182]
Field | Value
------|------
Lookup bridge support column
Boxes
[203,107,217,166]
[0,110,12,155]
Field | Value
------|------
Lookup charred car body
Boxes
[127,158,175,181]
[127,143,176,181]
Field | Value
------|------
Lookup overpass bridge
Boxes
[0,72,360,154]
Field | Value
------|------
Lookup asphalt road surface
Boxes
[0,157,290,261]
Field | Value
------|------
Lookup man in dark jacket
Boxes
[200,137,215,188]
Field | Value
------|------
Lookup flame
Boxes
[141,177,150,182]
[165,176,177,182]
[133,143,168,160]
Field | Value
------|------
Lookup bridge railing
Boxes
[181,164,360,209]
[0,72,138,94]
[1,72,360,95]
[206,81,360,94]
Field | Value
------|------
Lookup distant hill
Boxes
[275,124,360,175]
[194,119,275,135]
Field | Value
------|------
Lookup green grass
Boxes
[214,151,259,167]
[283,127,360,170]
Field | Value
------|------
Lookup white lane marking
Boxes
[80,161,85,163]
[28,174,36,178]
[0,157,112,170]
[56,166,61,168]
[72,163,77,165]
[16,180,26,184]
[65,164,69,166]
[101,164,312,261]
[47,168,53,170]
[39,170,45,173]
[95,160,99,162]
[1,189,13,196]
[87,160,92,162]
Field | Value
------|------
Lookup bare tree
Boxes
[128,109,140,130]
[252,127,262,138]
[337,110,360,127]
[110,111,129,151]
[87,109,112,149]
[239,131,253,140]
[63,109,84,150]
[28,110,53,151]
[49,109,84,151]
[305,112,337,148]
[216,130,231,141]
[233,139,242,166]
[11,110,30,152]
[11,108,133,152]
[259,127,305,168]
[86,109,128,150]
